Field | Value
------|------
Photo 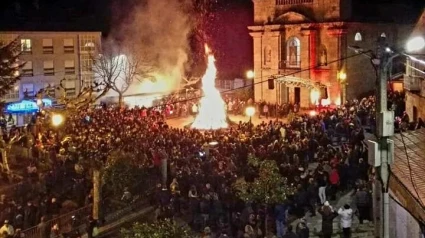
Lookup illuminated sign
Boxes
[6,100,39,113]
[42,98,52,107]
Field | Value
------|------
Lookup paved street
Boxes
[296,190,375,238]
[167,114,288,128]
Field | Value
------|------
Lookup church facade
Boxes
[249,0,414,108]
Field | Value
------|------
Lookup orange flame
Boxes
[204,44,211,54]
[191,45,228,130]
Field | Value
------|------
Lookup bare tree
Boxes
[106,54,140,107]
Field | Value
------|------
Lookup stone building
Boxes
[249,0,416,108]
[405,9,425,122]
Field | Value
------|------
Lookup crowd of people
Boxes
[0,89,409,238]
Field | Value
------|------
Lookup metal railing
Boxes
[23,205,92,238]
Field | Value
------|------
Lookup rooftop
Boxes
[391,128,425,222]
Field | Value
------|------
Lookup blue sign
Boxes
[6,100,39,113]
[42,98,52,107]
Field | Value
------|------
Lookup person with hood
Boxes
[318,202,338,238]
[296,218,309,238]
[338,204,353,238]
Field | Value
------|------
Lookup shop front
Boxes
[4,98,54,127]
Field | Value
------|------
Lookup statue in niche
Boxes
[319,48,327,66]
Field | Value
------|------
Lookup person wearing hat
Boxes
[0,220,14,238]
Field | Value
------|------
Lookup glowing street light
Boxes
[246,70,255,79]
[339,71,347,82]
[245,106,255,125]
[52,114,64,127]
[406,36,425,52]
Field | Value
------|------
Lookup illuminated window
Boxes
[22,61,33,77]
[22,84,34,97]
[20,39,32,53]
[286,37,301,68]
[43,60,54,76]
[42,39,53,54]
[82,74,95,89]
[80,35,96,52]
[354,32,362,41]
[64,60,75,75]
[81,55,93,72]
[3,87,19,100]
[64,38,74,53]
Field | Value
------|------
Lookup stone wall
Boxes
[389,195,423,238]
[406,92,425,122]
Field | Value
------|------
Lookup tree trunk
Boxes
[1,148,10,173]
[93,169,101,220]
[118,93,124,108]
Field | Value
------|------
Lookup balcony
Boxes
[404,74,423,92]
[279,61,301,69]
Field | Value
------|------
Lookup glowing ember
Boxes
[191,45,228,130]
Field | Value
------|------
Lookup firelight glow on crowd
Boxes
[0,47,410,238]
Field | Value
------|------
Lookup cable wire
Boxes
[129,51,370,109]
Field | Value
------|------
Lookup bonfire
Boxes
[191,45,228,130]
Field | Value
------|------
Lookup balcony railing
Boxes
[276,0,313,5]
[279,61,301,69]
[404,74,423,91]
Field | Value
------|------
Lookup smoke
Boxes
[111,0,193,96]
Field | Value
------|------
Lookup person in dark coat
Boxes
[282,225,298,238]
[318,202,338,238]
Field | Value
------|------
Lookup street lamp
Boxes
[246,70,255,79]
[245,106,255,125]
[406,36,425,53]
[51,114,64,127]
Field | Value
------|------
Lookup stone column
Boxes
[327,27,347,104]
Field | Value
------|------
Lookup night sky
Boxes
[0,0,423,79]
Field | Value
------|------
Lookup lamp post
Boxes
[245,106,255,126]
[361,36,425,238]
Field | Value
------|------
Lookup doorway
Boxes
[294,87,301,104]
[413,106,418,122]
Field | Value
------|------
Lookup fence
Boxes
[22,205,92,238]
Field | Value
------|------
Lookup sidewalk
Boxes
[290,190,375,238]
[82,206,154,238]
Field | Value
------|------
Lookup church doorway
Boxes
[294,87,301,104]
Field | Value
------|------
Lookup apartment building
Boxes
[0,31,102,103]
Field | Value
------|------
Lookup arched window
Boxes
[286,37,301,68]
[354,32,362,41]
[264,46,272,64]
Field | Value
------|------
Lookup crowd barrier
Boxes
[22,205,92,238]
